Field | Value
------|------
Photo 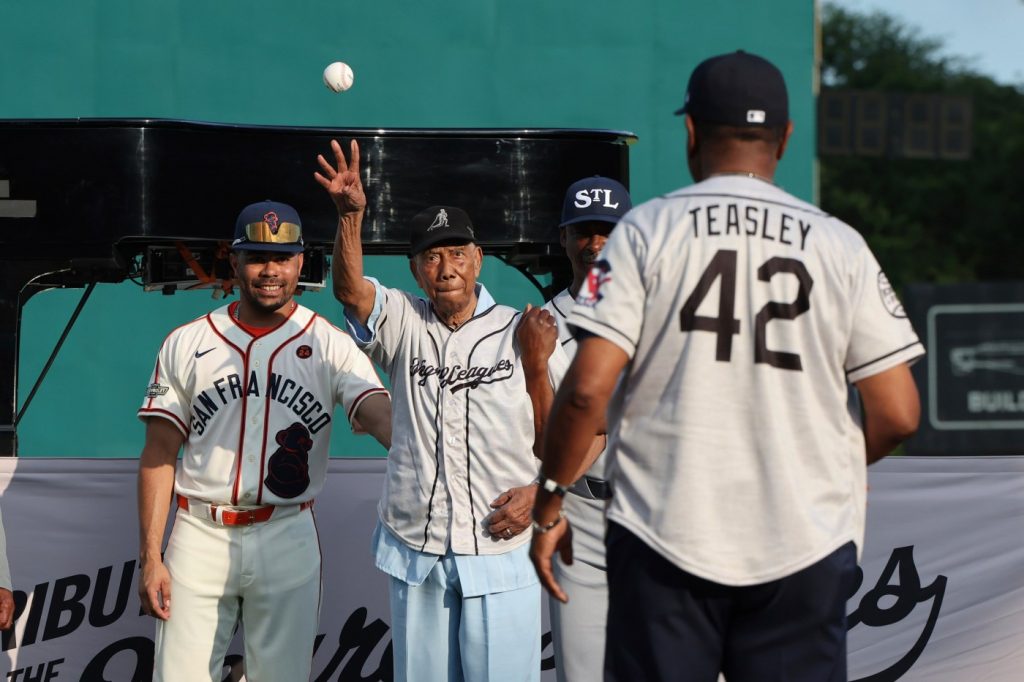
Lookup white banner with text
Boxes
[1,456,1022,681]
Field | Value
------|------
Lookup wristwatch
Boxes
[537,474,569,497]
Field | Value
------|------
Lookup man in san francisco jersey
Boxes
[316,140,565,682]
[542,176,631,682]
[531,51,923,682]
[137,200,392,682]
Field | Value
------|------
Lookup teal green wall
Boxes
[3,0,816,456]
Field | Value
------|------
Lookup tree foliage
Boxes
[820,5,1024,288]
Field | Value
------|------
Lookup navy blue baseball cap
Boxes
[559,176,632,227]
[675,50,789,127]
[408,206,476,257]
[231,200,305,254]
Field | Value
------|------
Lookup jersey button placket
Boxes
[442,389,470,551]
[241,342,269,504]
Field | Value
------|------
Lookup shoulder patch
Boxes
[577,259,613,307]
[877,271,906,318]
[146,383,170,398]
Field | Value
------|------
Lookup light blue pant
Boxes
[388,554,542,682]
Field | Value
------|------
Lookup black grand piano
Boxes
[0,119,636,455]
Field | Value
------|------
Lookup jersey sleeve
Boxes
[137,333,191,437]
[343,276,384,345]
[333,335,389,433]
[845,245,925,383]
[546,334,572,388]
[565,220,648,359]
[355,283,420,373]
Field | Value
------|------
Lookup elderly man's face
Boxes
[409,242,483,320]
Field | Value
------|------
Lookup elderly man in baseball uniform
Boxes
[531,51,924,682]
[542,176,631,682]
[137,200,392,682]
[316,139,565,682]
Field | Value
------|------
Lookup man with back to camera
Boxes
[530,50,923,682]
[316,139,566,681]
[137,200,392,681]
[542,176,631,682]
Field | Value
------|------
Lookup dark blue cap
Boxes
[231,200,305,254]
[674,50,789,127]
[560,176,632,227]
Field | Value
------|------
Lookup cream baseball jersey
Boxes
[543,289,607,483]
[138,303,387,506]
[543,288,609,572]
[360,283,568,556]
[568,175,925,585]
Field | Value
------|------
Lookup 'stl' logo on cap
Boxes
[574,189,620,209]
[427,209,449,231]
[264,211,280,235]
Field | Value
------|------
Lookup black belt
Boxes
[569,476,612,501]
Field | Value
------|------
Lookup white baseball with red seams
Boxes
[323,61,354,92]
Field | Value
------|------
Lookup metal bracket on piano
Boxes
[140,242,327,296]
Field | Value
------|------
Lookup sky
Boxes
[828,0,1024,86]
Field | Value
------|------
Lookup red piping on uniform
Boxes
[206,313,250,506]
[146,360,161,410]
[146,314,203,411]
[348,387,390,424]
[312,506,324,617]
[256,313,316,504]
[138,407,189,436]
[228,300,297,338]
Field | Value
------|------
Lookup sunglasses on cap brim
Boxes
[243,221,302,244]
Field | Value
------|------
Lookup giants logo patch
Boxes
[577,259,612,307]
[264,422,313,499]
[296,344,313,359]
[264,211,280,235]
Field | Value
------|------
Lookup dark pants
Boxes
[605,522,856,682]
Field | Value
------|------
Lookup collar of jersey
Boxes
[474,283,495,315]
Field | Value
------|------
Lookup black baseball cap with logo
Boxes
[559,176,632,227]
[231,200,305,254]
[408,206,476,257]
[674,50,789,127]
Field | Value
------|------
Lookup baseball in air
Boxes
[323,61,354,93]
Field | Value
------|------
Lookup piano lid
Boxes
[0,118,636,277]
[0,118,636,455]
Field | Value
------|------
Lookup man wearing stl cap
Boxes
[531,51,922,681]
[536,176,631,682]
[316,139,568,681]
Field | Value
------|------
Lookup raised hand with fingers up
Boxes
[315,138,365,216]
